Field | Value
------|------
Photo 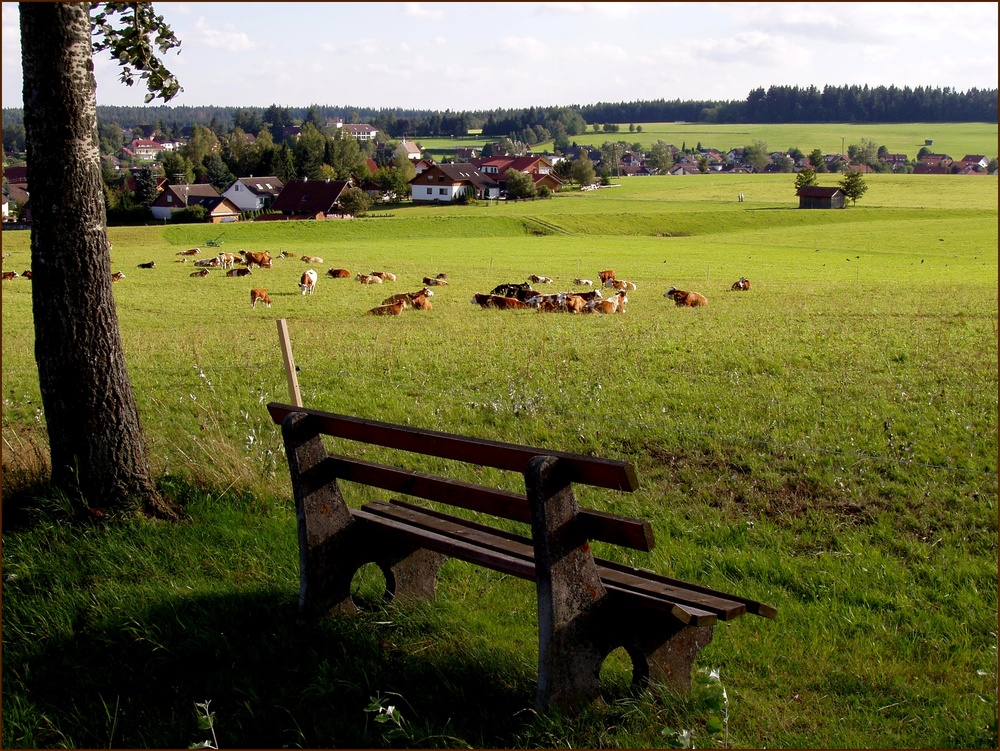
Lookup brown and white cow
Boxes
[730,277,751,291]
[177,247,201,256]
[20,269,32,280]
[598,269,616,284]
[242,250,271,269]
[370,270,397,282]
[423,276,449,286]
[327,268,351,278]
[585,290,628,314]
[470,293,528,310]
[137,261,156,269]
[2,270,19,281]
[111,271,126,282]
[250,288,272,308]
[664,286,708,307]
[190,269,210,278]
[366,300,406,316]
[300,255,324,264]
[356,273,382,285]
[227,268,252,277]
[300,269,318,295]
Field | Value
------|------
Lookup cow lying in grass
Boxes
[366,300,406,316]
[585,290,628,314]
[731,277,751,291]
[470,293,528,310]
[665,286,708,307]
[327,268,351,278]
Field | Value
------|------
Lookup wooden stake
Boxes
[276,318,303,407]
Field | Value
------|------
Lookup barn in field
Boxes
[796,186,846,209]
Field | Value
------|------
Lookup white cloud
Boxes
[192,17,255,52]
[497,35,549,62]
[537,2,639,19]
[581,41,629,62]
[403,2,443,20]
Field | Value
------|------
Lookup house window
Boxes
[439,188,447,195]
[167,195,172,203]
[426,188,432,195]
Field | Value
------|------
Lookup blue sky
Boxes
[3,2,997,111]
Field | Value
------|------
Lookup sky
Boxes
[2,2,997,111]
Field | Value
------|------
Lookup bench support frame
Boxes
[279,409,735,711]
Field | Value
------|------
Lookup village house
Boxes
[149,183,240,222]
[409,163,500,203]
[222,176,284,212]
[265,177,353,219]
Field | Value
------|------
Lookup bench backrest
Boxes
[267,402,654,552]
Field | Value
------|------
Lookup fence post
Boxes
[276,318,303,407]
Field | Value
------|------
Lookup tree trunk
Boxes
[20,2,176,520]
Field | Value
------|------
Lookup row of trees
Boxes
[6,84,994,157]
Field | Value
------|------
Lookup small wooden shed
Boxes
[796,186,846,209]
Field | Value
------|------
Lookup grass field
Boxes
[416,121,999,163]
[1,173,997,749]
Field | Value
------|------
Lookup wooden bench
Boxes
[268,402,775,711]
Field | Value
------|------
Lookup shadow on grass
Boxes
[6,588,538,749]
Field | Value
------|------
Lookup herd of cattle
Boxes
[3,248,753,316]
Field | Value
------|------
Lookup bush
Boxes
[170,205,208,224]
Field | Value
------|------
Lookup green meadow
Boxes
[1,173,997,748]
[417,121,999,161]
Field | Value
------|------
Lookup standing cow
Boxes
[300,269,318,295]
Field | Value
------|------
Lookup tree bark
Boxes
[20,2,176,519]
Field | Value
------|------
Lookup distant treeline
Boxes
[3,85,996,148]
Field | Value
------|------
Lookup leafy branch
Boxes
[90,2,182,103]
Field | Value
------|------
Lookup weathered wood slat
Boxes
[365,501,726,626]
[350,507,536,579]
[268,402,639,491]
[299,454,653,552]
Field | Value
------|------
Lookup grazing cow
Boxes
[300,269,318,295]
[327,268,351,278]
[731,277,751,291]
[585,290,628,314]
[242,250,272,269]
[177,247,200,256]
[470,293,528,310]
[423,276,449,286]
[529,274,554,284]
[2,271,19,280]
[355,272,382,285]
[111,271,126,282]
[300,255,324,264]
[366,300,406,316]
[250,288,272,308]
[194,257,220,267]
[227,268,252,277]
[598,269,616,284]
[190,269,210,278]
[138,261,156,269]
[664,286,708,307]
[370,270,397,282]
[573,278,594,286]
[21,269,32,280]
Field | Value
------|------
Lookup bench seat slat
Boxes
[385,500,749,621]
[363,501,731,626]
[269,402,639,491]
[301,454,654,552]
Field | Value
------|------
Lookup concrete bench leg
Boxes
[625,623,716,693]
[526,455,608,712]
